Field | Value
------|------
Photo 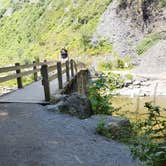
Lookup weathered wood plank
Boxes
[15,63,23,89]
[0,59,57,74]
[33,61,38,81]
[57,61,63,89]
[0,68,41,83]
[65,60,70,82]
[48,73,58,82]
[48,65,57,72]
[70,59,74,77]
[41,64,50,101]
[0,66,18,73]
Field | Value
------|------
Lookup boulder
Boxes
[94,115,132,140]
[106,118,132,139]
[50,94,68,104]
[47,93,93,119]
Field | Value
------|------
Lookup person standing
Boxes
[60,48,69,62]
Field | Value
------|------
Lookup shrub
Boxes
[136,33,161,55]
[131,102,166,166]
[125,73,133,80]
[96,116,112,138]
[89,72,122,114]
[117,58,125,68]
[107,72,124,90]
[97,61,112,71]
[89,76,113,115]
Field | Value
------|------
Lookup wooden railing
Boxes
[41,59,79,101]
[0,59,86,102]
[0,60,57,88]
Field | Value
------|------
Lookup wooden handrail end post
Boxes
[33,61,38,81]
[57,61,63,89]
[70,59,74,78]
[15,63,23,89]
[65,60,70,82]
[41,64,50,101]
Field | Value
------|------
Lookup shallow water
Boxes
[112,95,166,121]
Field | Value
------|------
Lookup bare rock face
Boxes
[47,93,93,119]
[134,39,166,76]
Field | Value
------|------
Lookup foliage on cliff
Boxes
[0,0,112,66]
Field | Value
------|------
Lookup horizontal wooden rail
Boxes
[48,65,57,72]
[0,68,40,84]
[0,60,57,74]
[48,73,58,82]
[0,59,57,88]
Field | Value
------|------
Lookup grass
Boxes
[97,57,133,72]
[0,0,113,67]
[125,73,133,80]
[136,33,162,55]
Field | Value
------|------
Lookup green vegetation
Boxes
[125,73,133,80]
[89,72,123,115]
[96,101,166,166]
[96,116,113,138]
[136,33,162,55]
[89,75,114,115]
[97,57,132,71]
[0,0,112,67]
[97,61,112,71]
[96,117,132,142]
[131,102,166,166]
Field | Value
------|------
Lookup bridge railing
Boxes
[0,60,57,89]
[0,58,86,102]
[41,59,80,101]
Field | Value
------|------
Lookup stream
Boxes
[112,95,166,121]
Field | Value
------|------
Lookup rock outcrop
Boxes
[95,115,132,140]
[47,93,93,119]
[106,118,132,139]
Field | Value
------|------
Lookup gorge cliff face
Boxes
[117,0,166,33]
[93,0,166,71]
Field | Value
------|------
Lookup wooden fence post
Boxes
[57,61,63,89]
[15,63,23,89]
[65,60,70,82]
[74,61,78,74]
[33,61,38,81]
[70,59,74,78]
[41,64,50,101]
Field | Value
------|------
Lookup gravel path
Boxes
[0,103,141,166]
[0,74,67,103]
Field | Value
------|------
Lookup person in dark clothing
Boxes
[60,48,69,62]
[61,48,68,59]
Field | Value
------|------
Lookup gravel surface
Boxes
[0,103,141,166]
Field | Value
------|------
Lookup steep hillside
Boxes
[94,0,166,63]
[0,0,112,66]
[134,39,166,76]
[0,0,166,70]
